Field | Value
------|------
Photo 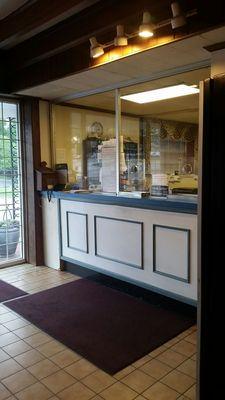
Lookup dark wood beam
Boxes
[0,51,8,93]
[0,0,99,49]
[9,42,91,93]
[20,97,44,266]
[6,0,198,92]
[3,0,225,94]
[6,0,173,70]
[198,74,225,399]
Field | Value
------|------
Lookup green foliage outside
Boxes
[0,120,18,172]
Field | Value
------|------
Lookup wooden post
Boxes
[20,97,44,266]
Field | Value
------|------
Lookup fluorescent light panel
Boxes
[121,84,199,104]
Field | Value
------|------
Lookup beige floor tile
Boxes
[164,336,182,348]
[0,332,20,347]
[134,397,146,400]
[82,370,116,393]
[58,382,95,400]
[171,341,196,357]
[50,349,81,368]
[3,340,32,357]
[0,325,9,335]
[0,312,18,324]
[0,358,23,380]
[183,326,197,335]
[90,397,104,400]
[177,359,196,379]
[100,381,137,400]
[48,397,60,400]
[14,325,39,339]
[37,340,65,357]
[184,332,197,345]
[0,348,10,362]
[3,318,29,331]
[184,384,196,400]
[17,282,43,291]
[113,365,136,380]
[140,359,172,380]
[157,349,187,368]
[121,369,155,393]
[1,369,37,394]
[0,382,11,400]
[24,332,52,347]
[175,332,190,340]
[0,307,9,315]
[161,370,195,394]
[148,345,167,358]
[16,382,53,400]
[0,264,198,400]
[41,370,76,394]
[132,354,152,368]
[15,348,45,367]
[142,381,179,400]
[65,358,97,379]
[28,359,60,379]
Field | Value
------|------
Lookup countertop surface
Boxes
[42,191,198,214]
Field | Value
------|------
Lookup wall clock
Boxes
[88,121,103,137]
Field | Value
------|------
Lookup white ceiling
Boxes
[0,0,28,20]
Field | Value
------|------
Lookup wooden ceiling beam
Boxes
[6,0,174,69]
[3,0,225,94]
[8,42,91,93]
[0,0,99,49]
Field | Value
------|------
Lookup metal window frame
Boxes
[0,98,25,268]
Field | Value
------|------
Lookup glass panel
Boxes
[3,102,19,122]
[52,91,116,192]
[0,101,24,265]
[119,69,202,199]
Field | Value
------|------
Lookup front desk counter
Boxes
[42,191,198,305]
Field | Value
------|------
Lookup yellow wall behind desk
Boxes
[39,100,140,183]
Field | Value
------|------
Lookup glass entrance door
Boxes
[0,101,24,266]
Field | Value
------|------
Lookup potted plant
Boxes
[0,219,20,257]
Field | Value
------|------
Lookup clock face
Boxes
[90,121,103,136]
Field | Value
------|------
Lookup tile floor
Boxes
[0,264,197,400]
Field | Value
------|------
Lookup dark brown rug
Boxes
[0,280,27,302]
[5,279,195,374]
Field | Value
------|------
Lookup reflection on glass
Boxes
[120,89,199,198]
[53,92,116,192]
[51,71,203,200]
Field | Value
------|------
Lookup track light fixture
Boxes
[114,25,128,46]
[139,11,154,38]
[89,37,104,58]
[171,1,187,29]
[89,4,196,60]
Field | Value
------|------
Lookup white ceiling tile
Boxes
[200,26,225,43]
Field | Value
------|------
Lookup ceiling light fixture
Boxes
[89,37,104,58]
[114,25,128,46]
[139,11,154,38]
[171,1,187,29]
[121,84,199,104]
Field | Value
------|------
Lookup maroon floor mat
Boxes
[6,279,195,374]
[0,280,27,302]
